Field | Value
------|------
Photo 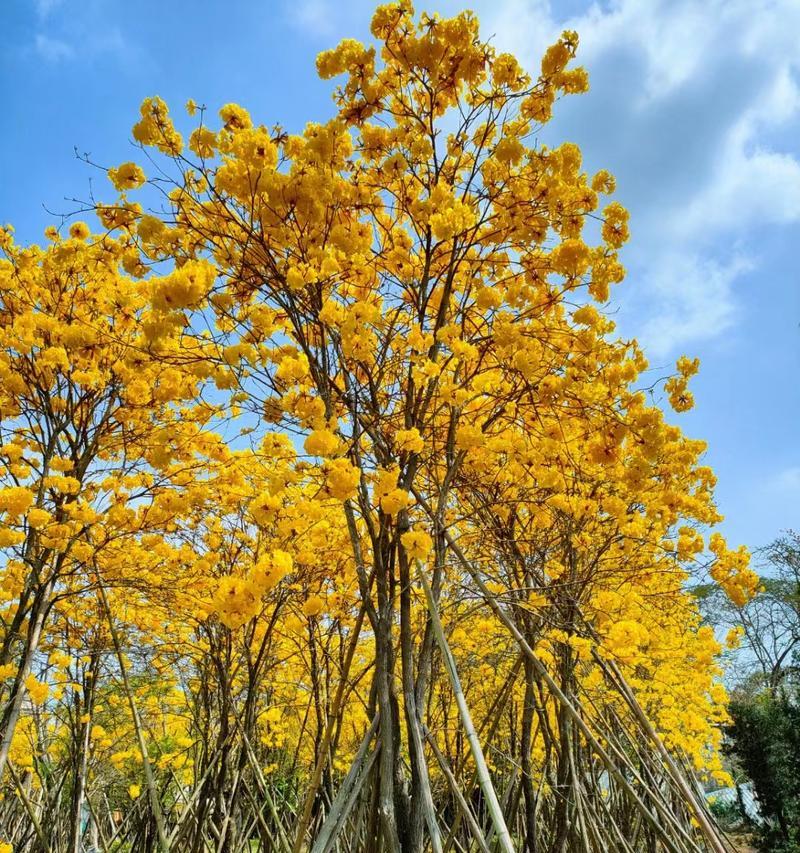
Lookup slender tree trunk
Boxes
[417,560,515,853]
[0,581,53,783]
[69,651,99,853]
[399,544,442,853]
[99,584,170,853]
[521,659,539,853]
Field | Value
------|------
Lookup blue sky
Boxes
[2,0,799,555]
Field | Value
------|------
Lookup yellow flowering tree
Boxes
[0,223,227,794]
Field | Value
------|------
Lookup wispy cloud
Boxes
[32,20,137,67]
[767,466,800,493]
[34,33,74,62]
[288,0,336,39]
[637,252,751,359]
[87,26,129,57]
[34,0,65,20]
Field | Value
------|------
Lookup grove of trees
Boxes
[0,3,764,851]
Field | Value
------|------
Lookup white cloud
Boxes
[88,26,128,56]
[480,0,800,356]
[34,33,74,62]
[767,466,800,493]
[482,0,557,63]
[570,1,722,103]
[33,23,136,67]
[679,137,800,239]
[288,0,336,39]
[34,0,64,19]
[637,252,751,359]
[676,66,800,239]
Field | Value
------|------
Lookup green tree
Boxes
[726,689,800,852]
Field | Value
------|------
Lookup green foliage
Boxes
[708,797,743,830]
[726,690,800,852]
